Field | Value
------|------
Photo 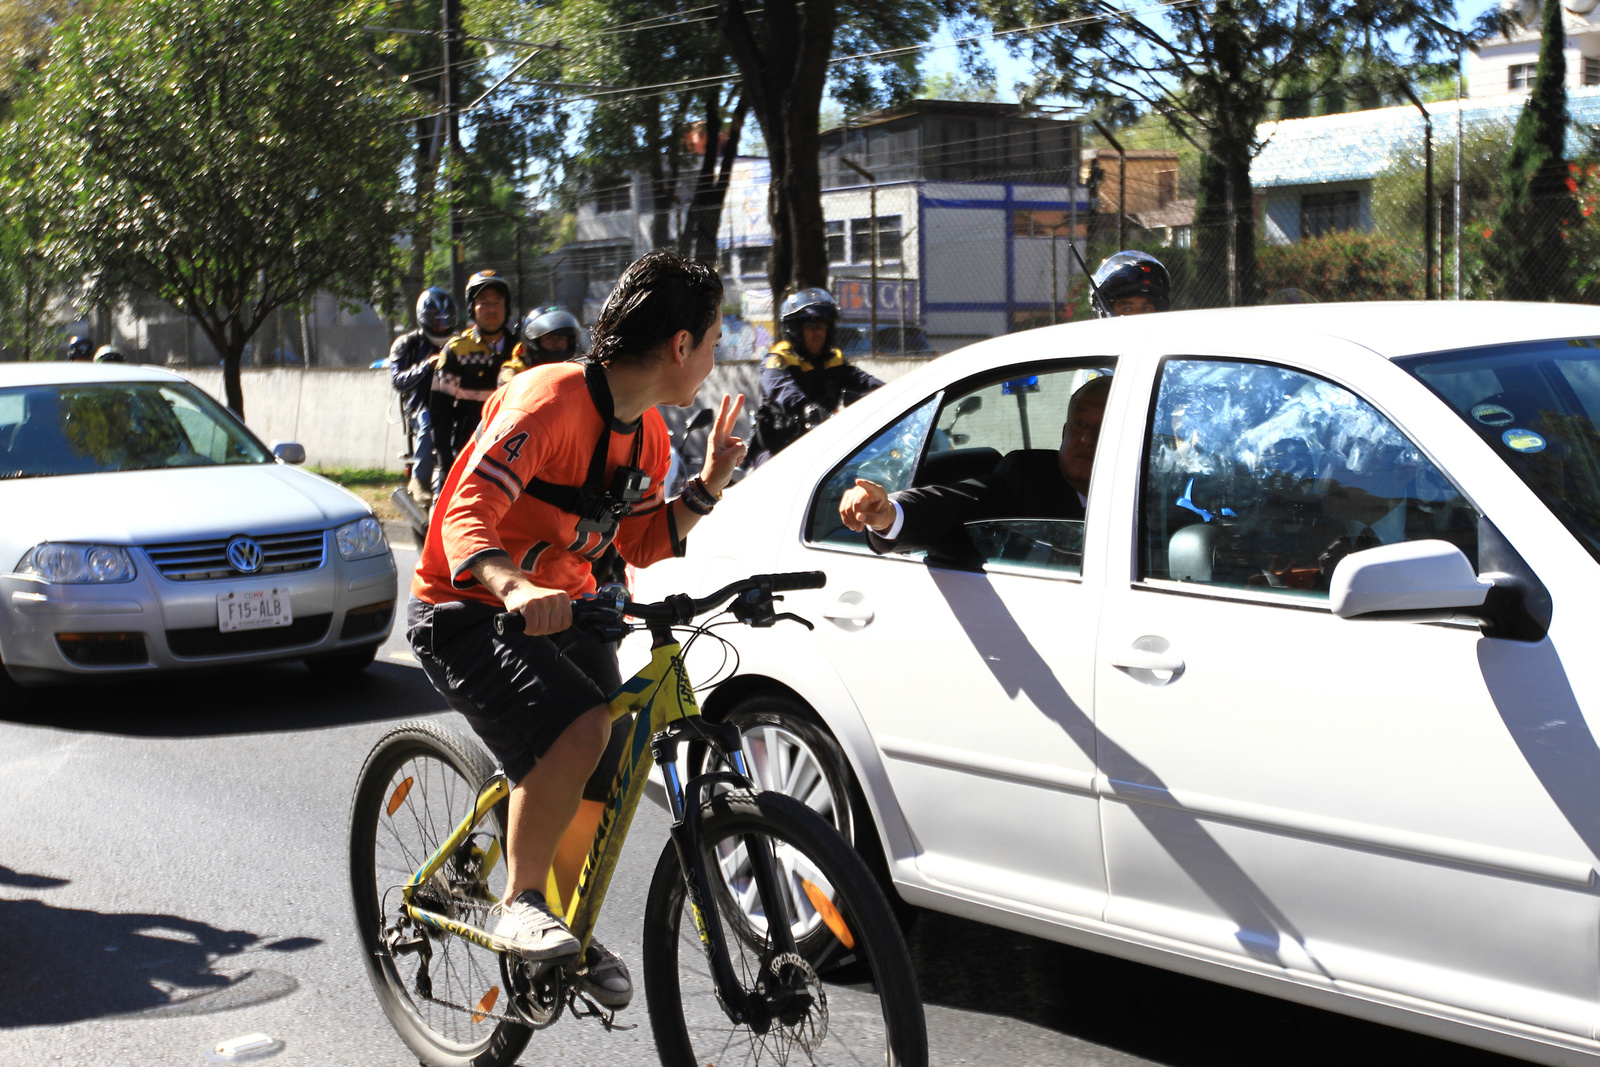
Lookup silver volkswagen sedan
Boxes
[0,362,396,685]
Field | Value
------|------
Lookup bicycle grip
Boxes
[492,612,526,636]
[766,571,826,592]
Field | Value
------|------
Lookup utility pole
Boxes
[443,0,464,305]
[1091,120,1127,250]
[1399,80,1434,300]
[840,156,878,356]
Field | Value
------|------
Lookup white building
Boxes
[1467,0,1600,98]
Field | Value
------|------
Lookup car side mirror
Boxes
[272,441,306,465]
[955,395,982,417]
[1330,540,1493,622]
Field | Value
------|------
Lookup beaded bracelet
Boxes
[678,476,720,515]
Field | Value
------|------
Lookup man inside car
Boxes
[840,375,1111,556]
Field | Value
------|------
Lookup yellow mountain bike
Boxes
[347,572,927,1067]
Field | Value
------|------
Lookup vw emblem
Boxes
[226,537,264,574]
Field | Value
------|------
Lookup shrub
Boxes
[1257,230,1423,302]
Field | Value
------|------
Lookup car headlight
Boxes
[16,543,137,583]
[335,517,389,561]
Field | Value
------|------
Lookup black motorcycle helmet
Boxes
[522,306,581,353]
[93,344,126,363]
[415,287,458,334]
[1090,251,1171,318]
[779,287,839,352]
[66,335,93,361]
[463,270,512,325]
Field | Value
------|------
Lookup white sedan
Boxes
[0,362,396,687]
[632,300,1600,1066]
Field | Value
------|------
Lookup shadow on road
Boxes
[903,908,1523,1067]
[0,660,443,738]
[0,890,320,1025]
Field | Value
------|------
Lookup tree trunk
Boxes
[1193,129,1256,308]
[718,0,836,312]
[681,89,747,265]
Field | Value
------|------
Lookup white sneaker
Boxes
[577,938,632,1009]
[490,890,580,960]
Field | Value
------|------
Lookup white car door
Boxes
[1093,349,1599,1036]
[777,360,1117,920]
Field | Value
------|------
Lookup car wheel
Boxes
[705,692,916,933]
[303,643,379,676]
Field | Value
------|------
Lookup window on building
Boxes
[1300,190,1360,239]
[1509,63,1537,90]
[1013,210,1084,238]
[1586,56,1600,87]
[1156,169,1177,207]
[826,220,846,264]
[719,249,734,276]
[850,215,903,263]
[592,176,631,215]
[738,246,770,276]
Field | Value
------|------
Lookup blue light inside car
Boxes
[1002,377,1040,395]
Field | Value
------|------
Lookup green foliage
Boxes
[1257,231,1424,302]
[312,467,401,486]
[1370,118,1514,236]
[13,0,412,412]
[0,111,70,359]
[915,70,999,104]
[1486,0,1580,302]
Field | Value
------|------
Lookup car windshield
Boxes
[1403,338,1600,562]
[0,381,272,478]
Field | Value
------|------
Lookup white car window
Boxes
[1141,358,1478,597]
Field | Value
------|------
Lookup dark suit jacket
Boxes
[867,449,1085,560]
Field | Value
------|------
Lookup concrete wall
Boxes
[182,355,937,472]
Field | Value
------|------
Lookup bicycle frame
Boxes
[399,628,801,1021]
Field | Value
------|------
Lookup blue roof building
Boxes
[1251,86,1600,244]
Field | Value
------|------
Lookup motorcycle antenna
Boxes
[1066,241,1108,313]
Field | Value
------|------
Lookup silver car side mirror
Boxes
[271,441,307,465]
[1329,540,1493,621]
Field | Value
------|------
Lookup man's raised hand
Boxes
[839,478,897,534]
[701,393,747,493]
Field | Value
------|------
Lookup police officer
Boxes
[392,287,458,508]
[65,335,93,362]
[1089,250,1171,317]
[753,288,882,461]
[498,306,581,385]
[429,270,515,481]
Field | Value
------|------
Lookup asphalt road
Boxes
[0,547,1530,1067]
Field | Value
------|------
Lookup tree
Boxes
[984,0,1506,306]
[18,0,412,414]
[0,121,69,360]
[718,0,939,306]
[1486,0,1579,302]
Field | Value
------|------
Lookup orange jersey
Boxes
[411,362,680,606]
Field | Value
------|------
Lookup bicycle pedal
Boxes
[568,990,636,1031]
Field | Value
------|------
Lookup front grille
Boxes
[166,613,332,657]
[144,530,326,581]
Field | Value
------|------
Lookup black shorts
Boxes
[407,597,631,799]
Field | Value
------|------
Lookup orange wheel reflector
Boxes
[386,777,414,817]
[471,986,500,1024]
[800,878,854,950]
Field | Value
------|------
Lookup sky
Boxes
[914,0,1509,106]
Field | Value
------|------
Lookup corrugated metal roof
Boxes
[1252,86,1600,188]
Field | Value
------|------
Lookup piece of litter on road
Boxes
[387,651,416,663]
[203,1033,283,1062]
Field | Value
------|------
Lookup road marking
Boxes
[388,651,416,663]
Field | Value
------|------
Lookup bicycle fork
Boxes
[654,720,802,1030]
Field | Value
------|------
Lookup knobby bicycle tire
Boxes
[348,720,531,1067]
[642,788,928,1067]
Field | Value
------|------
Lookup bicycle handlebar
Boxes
[491,571,826,637]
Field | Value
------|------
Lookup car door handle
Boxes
[822,599,875,625]
[1109,648,1186,674]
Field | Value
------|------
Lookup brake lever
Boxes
[773,612,814,631]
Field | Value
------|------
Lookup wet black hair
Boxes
[589,250,723,365]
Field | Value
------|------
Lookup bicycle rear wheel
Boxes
[348,720,531,1067]
[642,788,928,1067]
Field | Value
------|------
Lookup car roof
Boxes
[0,362,189,387]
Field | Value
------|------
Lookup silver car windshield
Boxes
[0,381,272,478]
[1403,338,1600,562]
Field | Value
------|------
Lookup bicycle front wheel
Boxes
[348,720,530,1067]
[642,788,928,1067]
